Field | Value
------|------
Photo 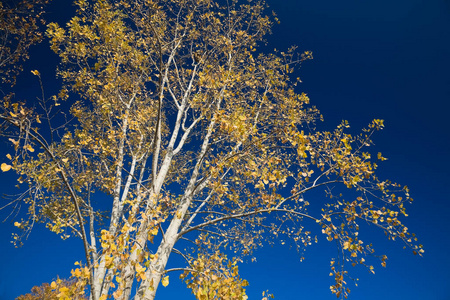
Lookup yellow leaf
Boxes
[112,290,122,298]
[58,286,69,294]
[6,154,12,160]
[31,70,40,76]
[135,263,145,273]
[377,152,387,161]
[14,222,21,227]
[50,281,57,289]
[9,138,19,147]
[99,295,107,300]
[62,158,69,163]
[25,144,35,152]
[105,255,113,268]
[1,163,12,172]
[343,241,350,250]
[161,275,169,287]
[9,112,17,118]
[73,268,82,277]
[150,227,158,236]
[36,115,42,123]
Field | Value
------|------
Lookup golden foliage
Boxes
[0,0,49,86]
[16,278,87,300]
[1,0,422,299]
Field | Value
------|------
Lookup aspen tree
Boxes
[2,0,422,299]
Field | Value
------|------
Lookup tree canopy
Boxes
[1,0,422,299]
[0,0,49,87]
[16,278,88,300]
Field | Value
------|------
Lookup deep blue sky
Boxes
[1,0,450,299]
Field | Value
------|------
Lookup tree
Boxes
[1,0,423,299]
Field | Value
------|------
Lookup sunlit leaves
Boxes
[24,144,35,152]
[16,278,87,300]
[0,0,49,86]
[3,0,421,299]
[1,163,12,172]
[161,276,169,287]
[182,252,249,300]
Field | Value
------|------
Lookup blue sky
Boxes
[1,0,449,299]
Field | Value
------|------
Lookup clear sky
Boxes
[1,0,449,299]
